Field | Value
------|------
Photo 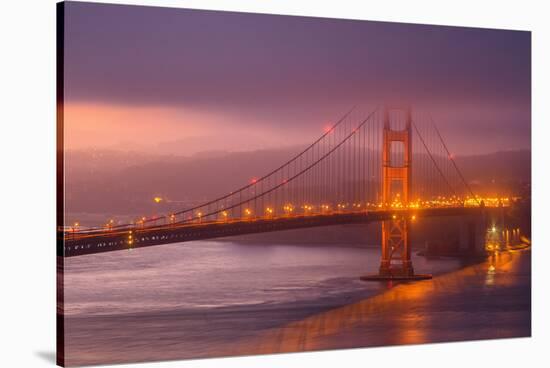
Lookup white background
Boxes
[0,0,548,367]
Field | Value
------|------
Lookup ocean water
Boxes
[61,241,464,366]
[63,241,461,317]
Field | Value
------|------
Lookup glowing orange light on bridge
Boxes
[71,222,80,233]
[283,204,294,214]
[153,196,163,203]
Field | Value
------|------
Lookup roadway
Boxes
[59,206,493,257]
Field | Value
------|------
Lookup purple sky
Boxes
[63,1,531,155]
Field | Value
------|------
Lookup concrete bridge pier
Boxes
[458,212,488,255]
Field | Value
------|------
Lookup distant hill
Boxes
[455,150,530,183]
[454,150,530,197]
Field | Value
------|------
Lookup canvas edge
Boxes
[56,1,66,367]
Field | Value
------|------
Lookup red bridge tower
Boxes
[362,107,432,281]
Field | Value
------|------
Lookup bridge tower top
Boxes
[382,106,412,206]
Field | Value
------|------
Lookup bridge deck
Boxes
[59,207,489,257]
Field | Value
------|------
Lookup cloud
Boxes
[62,2,531,154]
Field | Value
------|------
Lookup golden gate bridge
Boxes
[59,106,513,280]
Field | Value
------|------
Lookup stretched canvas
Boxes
[57,1,531,366]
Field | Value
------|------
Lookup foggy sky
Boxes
[62,1,531,155]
